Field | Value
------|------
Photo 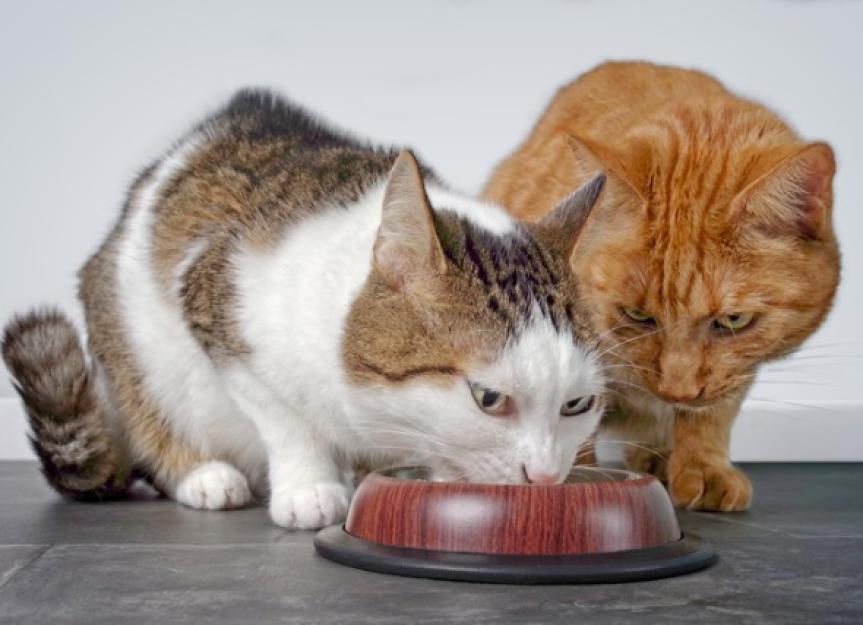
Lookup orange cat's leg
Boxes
[668,401,752,512]
[625,445,670,484]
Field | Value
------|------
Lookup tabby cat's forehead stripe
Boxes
[437,212,567,334]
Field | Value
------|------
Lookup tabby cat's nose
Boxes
[522,465,559,485]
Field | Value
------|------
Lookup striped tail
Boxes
[2,309,129,500]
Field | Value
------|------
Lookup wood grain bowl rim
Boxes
[374,466,654,490]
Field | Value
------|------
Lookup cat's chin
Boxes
[666,391,740,413]
[668,401,714,413]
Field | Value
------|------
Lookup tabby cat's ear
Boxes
[373,150,447,293]
[731,142,835,240]
[538,173,605,259]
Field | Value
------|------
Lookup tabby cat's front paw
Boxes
[269,482,350,529]
[668,456,752,512]
[175,461,253,510]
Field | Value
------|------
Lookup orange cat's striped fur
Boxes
[484,61,840,511]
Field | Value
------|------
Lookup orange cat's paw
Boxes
[668,458,752,512]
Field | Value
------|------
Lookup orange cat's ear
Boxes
[731,142,836,240]
[373,150,447,293]
[538,173,606,259]
[566,134,647,204]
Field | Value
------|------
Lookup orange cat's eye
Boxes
[622,307,656,326]
[713,312,756,333]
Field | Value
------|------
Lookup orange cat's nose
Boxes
[656,384,704,404]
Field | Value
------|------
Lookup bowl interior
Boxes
[380,465,637,484]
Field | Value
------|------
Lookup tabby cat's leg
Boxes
[224,367,349,530]
[668,401,752,512]
[95,363,253,510]
[128,406,252,511]
[264,425,350,530]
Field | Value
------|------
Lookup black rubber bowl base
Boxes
[314,526,717,584]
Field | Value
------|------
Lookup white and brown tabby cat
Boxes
[484,61,840,511]
[3,90,607,529]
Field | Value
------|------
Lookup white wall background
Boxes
[1,0,861,460]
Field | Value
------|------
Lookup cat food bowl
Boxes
[314,467,716,584]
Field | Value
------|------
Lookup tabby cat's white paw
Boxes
[269,482,350,529]
[175,461,252,510]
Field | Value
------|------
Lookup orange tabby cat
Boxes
[483,61,840,511]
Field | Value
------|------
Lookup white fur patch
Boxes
[492,318,605,478]
[231,184,385,435]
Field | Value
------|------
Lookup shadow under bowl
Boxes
[314,467,716,584]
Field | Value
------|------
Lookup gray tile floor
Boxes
[0,462,860,624]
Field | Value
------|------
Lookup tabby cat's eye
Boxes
[623,307,655,325]
[468,382,512,416]
[713,312,755,333]
[560,395,596,417]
